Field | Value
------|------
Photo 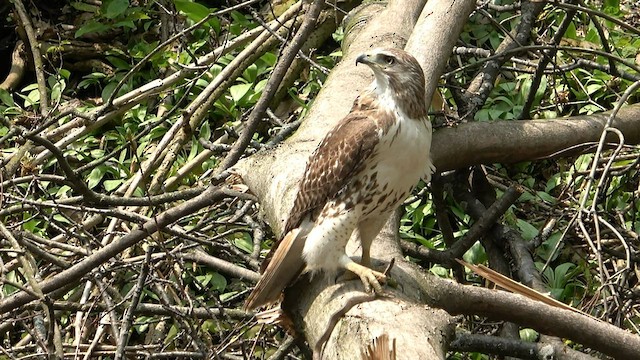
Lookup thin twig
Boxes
[114,250,152,360]
[217,0,326,173]
[11,0,49,114]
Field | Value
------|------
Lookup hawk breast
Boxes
[337,106,433,219]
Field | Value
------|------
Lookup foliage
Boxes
[403,0,640,355]
[0,0,638,358]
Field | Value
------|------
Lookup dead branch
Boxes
[0,40,26,90]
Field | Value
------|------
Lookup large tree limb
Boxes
[237,0,476,358]
[416,269,640,359]
[432,105,640,172]
[236,1,640,359]
[0,40,26,90]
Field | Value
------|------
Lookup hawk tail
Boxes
[243,224,309,310]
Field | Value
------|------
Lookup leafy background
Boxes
[0,0,639,358]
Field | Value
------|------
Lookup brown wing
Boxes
[246,107,385,308]
[257,106,384,273]
[283,109,382,235]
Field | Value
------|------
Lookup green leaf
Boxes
[104,179,123,191]
[165,323,179,343]
[586,83,603,95]
[229,83,253,103]
[59,69,71,80]
[565,21,577,40]
[56,185,72,197]
[22,212,42,233]
[535,233,562,262]
[253,79,267,95]
[90,149,106,159]
[220,291,238,302]
[545,173,561,193]
[429,265,450,278]
[53,214,72,224]
[71,1,100,12]
[494,95,514,106]
[200,121,211,141]
[586,27,600,45]
[463,242,487,265]
[0,89,14,106]
[230,11,251,27]
[602,0,620,15]
[196,78,209,88]
[516,219,538,241]
[75,21,110,38]
[574,154,593,172]
[536,191,556,204]
[196,273,212,287]
[260,52,277,68]
[51,80,66,103]
[134,316,152,334]
[21,83,39,92]
[554,263,576,283]
[78,78,97,89]
[534,75,547,105]
[174,0,217,28]
[107,56,131,70]
[488,108,504,120]
[105,0,129,19]
[232,232,253,254]
[101,82,117,102]
[114,20,135,29]
[26,89,40,107]
[474,109,490,121]
[519,328,538,342]
[210,272,227,292]
[243,64,258,83]
[87,167,106,189]
[2,272,19,296]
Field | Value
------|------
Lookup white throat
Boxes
[370,73,398,114]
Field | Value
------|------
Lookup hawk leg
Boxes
[337,246,372,283]
[361,245,371,268]
[340,257,387,294]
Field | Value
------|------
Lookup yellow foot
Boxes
[343,261,387,294]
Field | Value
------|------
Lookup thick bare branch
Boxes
[431,104,640,172]
[417,270,640,359]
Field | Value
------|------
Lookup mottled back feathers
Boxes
[283,100,393,235]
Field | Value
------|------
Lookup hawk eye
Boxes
[385,56,395,65]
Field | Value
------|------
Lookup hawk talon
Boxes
[344,261,387,294]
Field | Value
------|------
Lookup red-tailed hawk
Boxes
[245,48,434,310]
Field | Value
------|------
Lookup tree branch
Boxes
[217,0,326,173]
[431,104,640,172]
[418,271,640,359]
[0,185,241,313]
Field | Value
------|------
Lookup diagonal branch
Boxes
[217,0,326,173]
[418,270,640,359]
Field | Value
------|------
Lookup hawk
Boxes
[245,48,434,310]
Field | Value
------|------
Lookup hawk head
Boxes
[356,48,427,118]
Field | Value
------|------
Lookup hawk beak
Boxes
[356,53,373,66]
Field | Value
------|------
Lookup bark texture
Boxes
[432,105,640,171]
[237,0,475,358]
[236,0,640,359]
